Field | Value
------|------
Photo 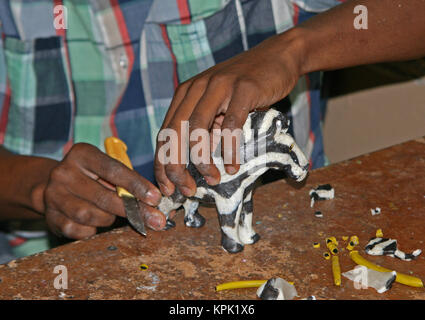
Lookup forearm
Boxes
[290,0,425,74]
[0,147,58,220]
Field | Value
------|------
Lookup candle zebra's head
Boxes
[242,109,309,182]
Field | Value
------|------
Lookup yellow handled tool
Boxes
[104,137,146,236]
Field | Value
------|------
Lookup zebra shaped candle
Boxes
[158,109,309,253]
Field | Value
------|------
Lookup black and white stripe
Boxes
[365,237,422,261]
[309,184,334,207]
[256,277,298,300]
[158,109,309,253]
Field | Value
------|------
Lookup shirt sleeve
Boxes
[0,29,10,145]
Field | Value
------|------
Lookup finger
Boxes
[155,81,192,196]
[67,143,162,206]
[154,142,175,197]
[168,210,177,219]
[45,208,64,237]
[46,209,97,239]
[159,56,237,130]
[188,82,232,185]
[220,83,255,174]
[210,115,224,156]
[138,202,167,231]
[58,193,117,227]
[64,169,126,218]
[164,163,197,197]
[162,79,210,196]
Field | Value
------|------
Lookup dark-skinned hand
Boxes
[154,32,303,197]
[34,143,168,239]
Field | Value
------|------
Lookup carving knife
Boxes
[104,137,147,236]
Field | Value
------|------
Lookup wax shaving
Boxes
[342,265,396,293]
[136,272,160,291]
[256,277,297,300]
[365,237,422,261]
[371,207,381,216]
[309,184,334,207]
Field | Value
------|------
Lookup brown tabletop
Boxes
[0,138,424,300]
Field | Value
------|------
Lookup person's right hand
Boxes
[32,143,166,239]
[154,30,304,198]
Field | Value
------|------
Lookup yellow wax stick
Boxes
[331,255,341,286]
[346,235,359,251]
[327,242,339,255]
[349,251,424,288]
[326,237,338,245]
[216,280,294,291]
[216,280,267,291]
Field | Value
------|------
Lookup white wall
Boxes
[323,78,425,163]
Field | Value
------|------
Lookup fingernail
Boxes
[180,186,195,197]
[146,189,161,205]
[147,189,161,199]
[225,165,237,175]
[159,183,172,197]
[146,214,164,230]
[204,176,219,186]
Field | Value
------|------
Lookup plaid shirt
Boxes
[0,0,343,183]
